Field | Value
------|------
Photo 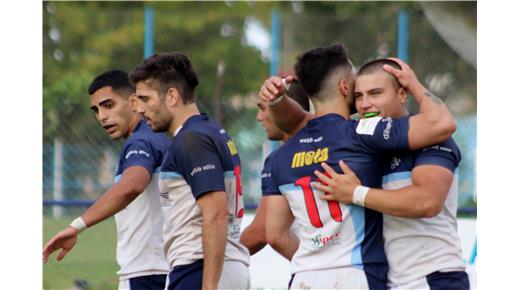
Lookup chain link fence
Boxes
[43,2,476,217]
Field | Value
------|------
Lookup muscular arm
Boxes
[196,190,229,290]
[317,161,452,218]
[364,165,452,218]
[240,196,268,255]
[384,58,457,150]
[81,166,151,226]
[265,195,299,260]
[43,166,151,262]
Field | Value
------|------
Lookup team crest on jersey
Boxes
[311,231,341,248]
[291,147,329,168]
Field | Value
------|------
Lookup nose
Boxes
[360,96,372,110]
[135,103,145,115]
[97,109,108,123]
[256,110,263,122]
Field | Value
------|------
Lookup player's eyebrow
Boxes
[98,98,114,106]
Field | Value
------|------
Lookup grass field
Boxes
[43,217,119,290]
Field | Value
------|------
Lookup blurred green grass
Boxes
[43,217,119,290]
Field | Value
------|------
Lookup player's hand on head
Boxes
[42,226,79,263]
[259,76,293,103]
[383,57,420,92]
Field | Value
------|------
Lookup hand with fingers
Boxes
[42,226,79,263]
[258,75,295,104]
[313,160,361,204]
[382,57,421,93]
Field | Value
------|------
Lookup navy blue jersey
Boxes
[381,137,466,286]
[115,119,171,180]
[113,119,171,279]
[269,113,410,281]
[159,113,250,269]
[261,148,280,196]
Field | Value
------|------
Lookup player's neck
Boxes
[169,102,200,135]
[124,113,142,139]
[313,98,350,119]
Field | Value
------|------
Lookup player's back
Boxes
[114,119,170,279]
[159,113,250,269]
[270,113,391,282]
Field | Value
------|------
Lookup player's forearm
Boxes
[201,211,228,290]
[240,224,267,255]
[364,186,441,218]
[269,96,308,136]
[81,182,140,228]
[267,229,299,261]
[408,85,457,150]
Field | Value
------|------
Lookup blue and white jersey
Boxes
[268,113,410,281]
[114,119,170,280]
[382,137,466,287]
[159,113,250,269]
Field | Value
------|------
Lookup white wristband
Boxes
[352,185,370,207]
[70,217,87,233]
[268,94,285,106]
[268,78,291,106]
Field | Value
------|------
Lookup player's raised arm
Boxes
[42,165,151,262]
[259,76,309,136]
[384,58,457,150]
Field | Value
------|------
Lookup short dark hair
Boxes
[294,43,354,100]
[88,70,135,98]
[358,58,402,90]
[286,79,310,112]
[129,52,199,104]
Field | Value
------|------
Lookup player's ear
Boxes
[339,79,350,98]
[129,94,138,112]
[397,87,407,104]
[166,87,181,106]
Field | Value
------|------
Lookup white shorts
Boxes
[219,260,251,290]
[290,267,370,289]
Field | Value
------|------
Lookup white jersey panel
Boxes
[383,171,465,287]
[159,171,250,269]
[114,172,170,280]
[280,182,365,275]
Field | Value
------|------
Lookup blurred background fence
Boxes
[43,2,476,217]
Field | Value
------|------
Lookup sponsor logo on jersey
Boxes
[299,136,324,143]
[311,231,341,248]
[390,157,401,170]
[160,192,172,207]
[227,140,238,155]
[356,116,383,135]
[261,172,271,179]
[422,144,452,153]
[190,163,216,176]
[291,147,329,168]
[381,117,393,140]
[125,149,151,159]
